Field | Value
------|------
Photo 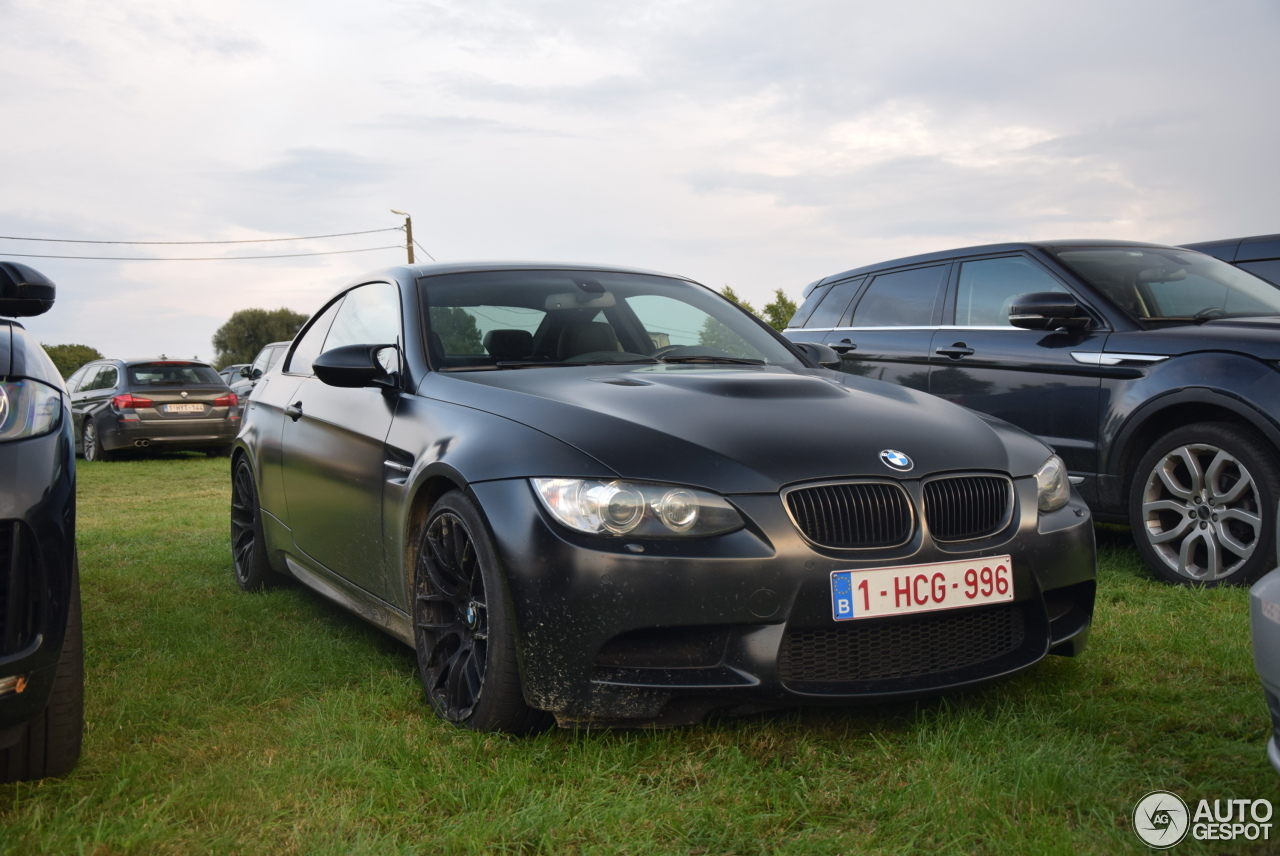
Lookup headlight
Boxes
[1035,455,1070,513]
[0,379,62,442]
[532,478,744,538]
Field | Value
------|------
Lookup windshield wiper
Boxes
[657,355,767,365]
[492,358,661,369]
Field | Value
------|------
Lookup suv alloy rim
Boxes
[1141,443,1262,581]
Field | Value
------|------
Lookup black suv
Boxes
[1182,233,1280,287]
[783,240,1280,586]
[0,262,82,781]
[66,358,239,460]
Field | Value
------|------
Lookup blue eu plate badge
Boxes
[832,571,856,619]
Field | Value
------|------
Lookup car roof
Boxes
[88,358,216,367]
[367,261,696,283]
[1181,233,1280,263]
[812,239,1200,287]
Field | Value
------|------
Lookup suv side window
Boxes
[804,278,863,328]
[954,257,1067,327]
[849,266,946,327]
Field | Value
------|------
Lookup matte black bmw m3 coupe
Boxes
[231,262,1096,731]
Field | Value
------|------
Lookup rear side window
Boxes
[954,257,1067,327]
[803,278,863,328]
[127,363,221,385]
[80,365,118,392]
[849,266,947,327]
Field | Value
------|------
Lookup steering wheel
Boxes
[1194,307,1225,320]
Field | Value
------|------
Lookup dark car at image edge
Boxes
[0,261,82,781]
[231,261,1096,732]
[784,239,1280,586]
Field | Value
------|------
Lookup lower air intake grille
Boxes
[923,475,1013,541]
[0,521,39,657]
[784,482,913,549]
[778,603,1025,687]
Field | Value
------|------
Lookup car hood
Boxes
[424,365,1052,494]
[1110,316,1280,360]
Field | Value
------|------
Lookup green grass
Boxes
[1,456,1277,854]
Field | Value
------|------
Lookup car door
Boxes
[73,364,119,437]
[927,253,1110,484]
[278,281,403,600]
[820,265,949,390]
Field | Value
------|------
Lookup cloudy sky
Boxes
[3,0,1277,360]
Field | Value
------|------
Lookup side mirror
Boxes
[313,344,399,389]
[0,262,56,317]
[790,341,842,369]
[240,366,254,379]
[1009,292,1090,331]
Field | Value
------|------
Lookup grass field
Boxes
[1,455,1277,854]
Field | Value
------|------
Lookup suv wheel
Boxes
[1130,422,1280,585]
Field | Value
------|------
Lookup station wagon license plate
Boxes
[163,403,204,414]
[830,556,1013,621]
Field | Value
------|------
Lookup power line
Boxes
[412,237,436,262]
[0,246,404,261]
[0,227,404,245]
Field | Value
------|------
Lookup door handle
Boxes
[284,401,303,422]
[934,344,975,359]
[830,338,857,354]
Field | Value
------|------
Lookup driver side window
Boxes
[954,257,1067,327]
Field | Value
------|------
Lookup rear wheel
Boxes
[82,421,111,462]
[412,491,548,733]
[1129,422,1280,585]
[0,557,84,782]
[231,457,278,590]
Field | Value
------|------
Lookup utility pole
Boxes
[391,209,414,264]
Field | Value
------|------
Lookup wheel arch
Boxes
[1109,389,1280,504]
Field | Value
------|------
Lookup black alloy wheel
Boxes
[230,457,277,591]
[412,491,547,733]
[1130,422,1280,586]
[81,421,111,462]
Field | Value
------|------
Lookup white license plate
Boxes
[163,403,204,414]
[830,556,1013,621]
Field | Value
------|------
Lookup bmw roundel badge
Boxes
[880,449,913,471]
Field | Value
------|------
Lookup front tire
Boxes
[0,558,84,782]
[230,457,278,591]
[1129,422,1280,585]
[412,491,548,733]
[82,421,112,462]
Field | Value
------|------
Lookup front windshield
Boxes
[1051,246,1280,323]
[418,270,802,371]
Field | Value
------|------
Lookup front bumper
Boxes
[473,477,1096,727]
[0,417,76,741]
